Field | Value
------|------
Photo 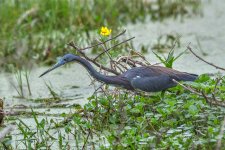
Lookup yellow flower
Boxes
[100,26,112,36]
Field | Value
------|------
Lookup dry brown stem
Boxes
[93,37,135,61]
[187,46,225,71]
[172,79,225,107]
[78,30,126,51]
[216,116,225,150]
[68,41,120,75]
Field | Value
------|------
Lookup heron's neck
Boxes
[73,57,120,85]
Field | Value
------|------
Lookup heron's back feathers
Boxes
[148,66,198,81]
[120,66,198,92]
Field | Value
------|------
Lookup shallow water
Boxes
[1,64,95,108]
[127,0,225,75]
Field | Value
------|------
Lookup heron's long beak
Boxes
[39,62,63,77]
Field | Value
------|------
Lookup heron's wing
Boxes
[150,66,198,81]
[123,66,197,82]
[130,75,176,92]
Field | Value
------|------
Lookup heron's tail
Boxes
[177,73,198,82]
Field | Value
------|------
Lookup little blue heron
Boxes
[39,54,198,92]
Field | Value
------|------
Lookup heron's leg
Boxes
[160,90,166,100]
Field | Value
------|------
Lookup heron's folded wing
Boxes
[130,75,176,92]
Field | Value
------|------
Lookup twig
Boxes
[201,91,212,106]
[117,56,136,67]
[68,30,131,75]
[82,129,91,150]
[92,84,105,96]
[68,29,151,77]
[112,60,128,71]
[216,116,225,150]
[172,79,225,107]
[187,46,225,71]
[172,79,202,95]
[195,129,206,136]
[96,38,113,61]
[202,92,225,107]
[68,41,120,75]
[74,30,126,51]
[117,56,149,67]
[213,77,222,94]
[93,37,135,61]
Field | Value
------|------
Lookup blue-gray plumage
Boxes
[39,54,198,92]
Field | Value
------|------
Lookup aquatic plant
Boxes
[11,69,32,98]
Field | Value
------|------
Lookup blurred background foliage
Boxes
[0,0,201,71]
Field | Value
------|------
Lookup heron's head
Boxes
[39,54,77,77]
